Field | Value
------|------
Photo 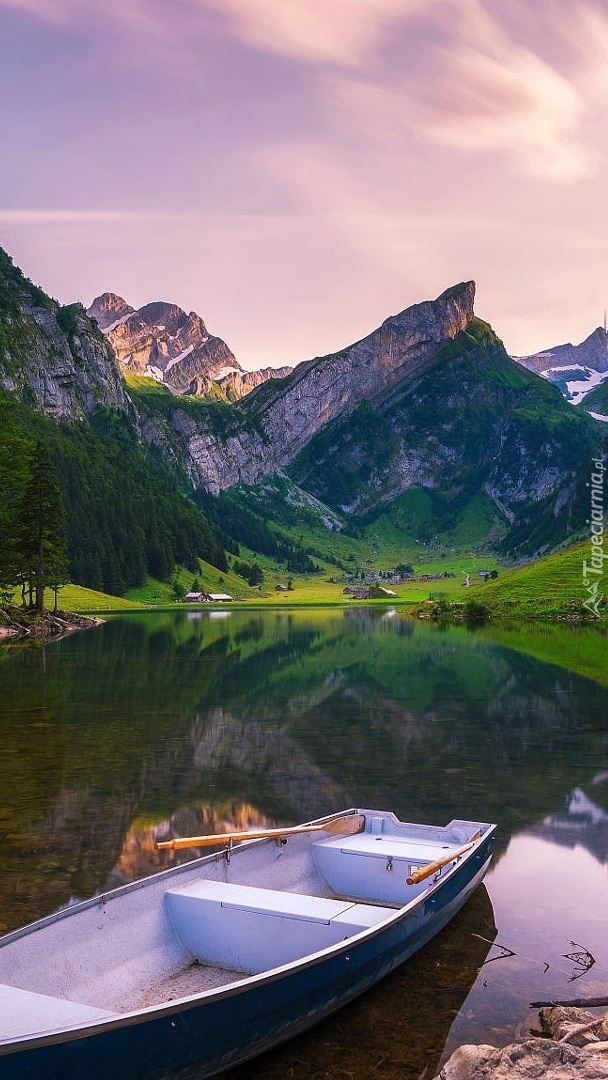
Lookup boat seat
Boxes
[313,832,463,905]
[164,880,389,973]
[0,982,113,1041]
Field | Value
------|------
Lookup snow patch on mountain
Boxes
[165,344,194,374]
[539,364,608,402]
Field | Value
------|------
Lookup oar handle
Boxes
[406,836,479,886]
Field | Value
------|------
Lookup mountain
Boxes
[1,244,605,581]
[219,366,294,402]
[87,292,242,395]
[151,281,477,492]
[134,280,601,555]
[87,293,294,400]
[513,326,608,403]
[283,318,604,555]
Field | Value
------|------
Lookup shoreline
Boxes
[438,1004,608,1079]
[0,608,104,643]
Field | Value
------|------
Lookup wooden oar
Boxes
[406,832,481,886]
[155,813,365,851]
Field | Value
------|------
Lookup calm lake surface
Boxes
[1,608,607,1079]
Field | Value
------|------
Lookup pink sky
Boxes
[1,0,608,369]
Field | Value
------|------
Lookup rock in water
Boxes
[437,1038,608,1079]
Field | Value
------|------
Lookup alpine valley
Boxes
[0,245,606,601]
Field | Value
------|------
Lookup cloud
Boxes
[558,0,608,99]
[199,0,413,67]
[0,209,179,224]
[419,45,592,183]
[0,0,190,46]
[327,0,597,183]
[1,0,602,189]
[414,0,599,182]
[0,0,413,65]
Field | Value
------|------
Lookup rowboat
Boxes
[0,808,496,1080]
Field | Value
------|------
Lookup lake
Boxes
[1,608,607,1079]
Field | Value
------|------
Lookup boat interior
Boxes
[0,811,488,1039]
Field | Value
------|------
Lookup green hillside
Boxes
[466,539,605,618]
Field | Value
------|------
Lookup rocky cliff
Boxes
[0,252,128,420]
[165,281,477,491]
[128,279,604,556]
[288,322,606,559]
[244,280,476,443]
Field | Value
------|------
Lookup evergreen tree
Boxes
[15,441,67,612]
[0,399,30,600]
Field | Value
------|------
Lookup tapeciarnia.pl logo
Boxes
[582,456,606,618]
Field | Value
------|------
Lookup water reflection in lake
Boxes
[0,609,607,1077]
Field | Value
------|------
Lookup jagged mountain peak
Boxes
[87,293,243,395]
[381,280,475,341]
[585,325,608,348]
[202,280,482,490]
[88,292,135,332]
[137,300,207,340]
[87,293,296,401]
[439,280,476,302]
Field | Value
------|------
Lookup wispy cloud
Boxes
[0,0,413,65]
[200,0,413,67]
[201,0,598,183]
[1,0,604,190]
[0,0,424,71]
[0,209,178,224]
[0,0,192,51]
[417,46,591,183]
[557,0,608,99]
[324,0,598,183]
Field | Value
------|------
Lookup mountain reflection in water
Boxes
[0,609,607,1070]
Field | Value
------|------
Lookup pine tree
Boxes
[0,398,30,600]
[15,441,67,612]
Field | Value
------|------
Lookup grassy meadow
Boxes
[65,540,606,618]
[118,550,496,609]
[464,539,602,617]
[58,585,147,611]
[57,526,605,632]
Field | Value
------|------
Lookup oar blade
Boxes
[324,813,365,836]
